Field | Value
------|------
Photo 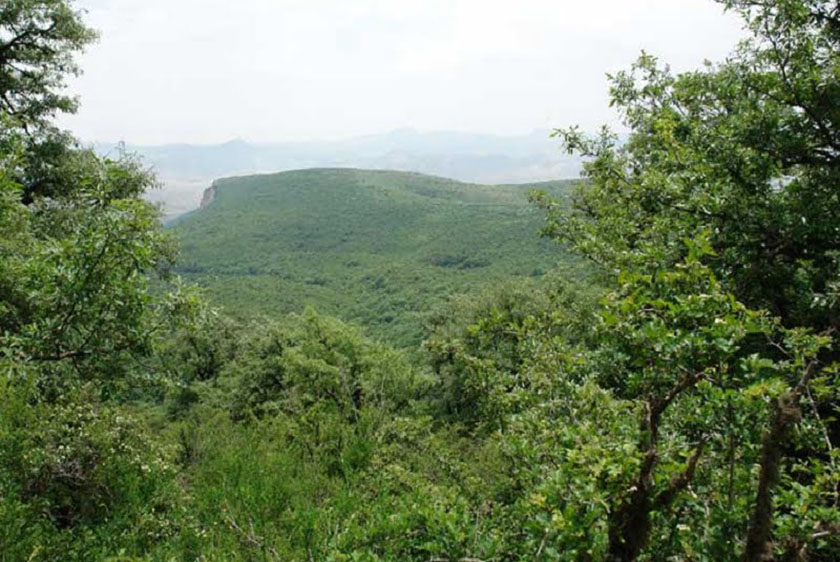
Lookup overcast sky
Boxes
[59,0,747,145]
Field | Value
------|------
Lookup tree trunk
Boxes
[742,394,801,562]
[607,487,654,562]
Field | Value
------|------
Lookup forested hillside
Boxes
[95,128,583,219]
[1,1,839,561]
[172,168,574,345]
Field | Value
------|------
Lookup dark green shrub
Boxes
[0,383,180,560]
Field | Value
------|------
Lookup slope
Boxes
[171,168,575,346]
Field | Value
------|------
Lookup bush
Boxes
[229,309,426,423]
[424,275,598,430]
[0,381,180,560]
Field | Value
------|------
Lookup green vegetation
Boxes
[2,1,840,561]
[171,168,574,346]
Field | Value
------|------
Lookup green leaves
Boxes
[533,2,840,558]
[0,174,181,386]
[424,275,597,432]
[539,1,840,332]
[0,0,97,129]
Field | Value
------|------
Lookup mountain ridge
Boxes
[94,129,582,219]
[172,167,577,346]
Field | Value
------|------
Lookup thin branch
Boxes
[225,513,280,560]
[654,437,707,509]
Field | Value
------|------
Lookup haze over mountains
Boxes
[93,128,582,218]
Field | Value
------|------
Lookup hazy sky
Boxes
[59,0,746,145]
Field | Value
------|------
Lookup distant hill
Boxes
[94,129,581,219]
[171,168,575,345]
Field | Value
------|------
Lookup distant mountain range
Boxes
[92,129,582,219]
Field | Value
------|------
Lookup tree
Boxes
[536,0,839,333]
[0,0,96,131]
[0,0,187,390]
[0,3,195,556]
[533,1,840,559]
[424,275,597,431]
[0,0,99,202]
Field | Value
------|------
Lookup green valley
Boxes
[171,168,575,346]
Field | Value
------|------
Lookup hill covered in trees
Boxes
[171,168,575,345]
[96,129,583,218]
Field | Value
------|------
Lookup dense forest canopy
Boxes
[171,168,574,347]
[0,1,838,561]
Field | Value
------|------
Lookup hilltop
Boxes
[95,129,582,219]
[171,168,575,345]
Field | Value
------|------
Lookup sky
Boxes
[59,0,747,145]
